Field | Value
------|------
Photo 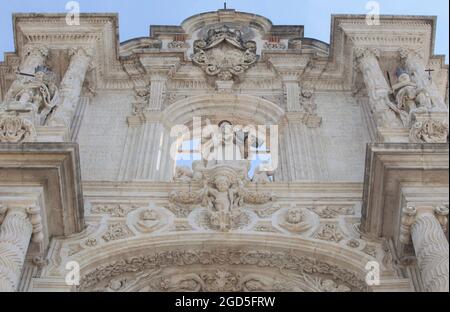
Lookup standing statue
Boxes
[201,120,263,166]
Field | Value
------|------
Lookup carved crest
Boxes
[191,25,258,81]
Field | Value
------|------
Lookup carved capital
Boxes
[68,47,94,59]
[354,47,380,61]
[24,45,49,59]
[26,205,44,243]
[399,206,418,244]
[434,205,449,233]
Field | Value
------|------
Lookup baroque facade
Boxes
[0,9,448,292]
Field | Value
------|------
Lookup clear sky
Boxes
[0,0,448,62]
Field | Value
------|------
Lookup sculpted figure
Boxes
[4,66,59,123]
[391,69,431,126]
[278,208,312,234]
[199,171,247,232]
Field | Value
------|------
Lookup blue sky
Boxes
[0,0,448,62]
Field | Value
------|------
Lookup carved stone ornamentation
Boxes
[131,86,150,115]
[129,206,171,234]
[315,223,344,242]
[191,25,258,81]
[101,223,133,242]
[299,82,322,128]
[409,119,449,143]
[277,208,313,234]
[308,206,354,219]
[391,70,431,127]
[171,161,273,232]
[90,203,142,217]
[167,41,187,49]
[2,65,59,125]
[79,248,367,291]
[263,42,287,50]
[0,114,36,143]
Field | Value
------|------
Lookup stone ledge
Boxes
[0,143,85,239]
[361,143,449,239]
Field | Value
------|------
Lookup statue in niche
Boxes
[3,65,59,123]
[201,120,263,167]
[391,68,432,127]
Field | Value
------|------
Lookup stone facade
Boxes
[0,10,448,292]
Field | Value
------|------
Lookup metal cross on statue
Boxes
[425,68,435,80]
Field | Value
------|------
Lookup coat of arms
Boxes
[191,25,258,81]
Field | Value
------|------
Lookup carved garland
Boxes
[79,248,368,291]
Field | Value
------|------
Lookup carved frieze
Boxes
[79,247,367,291]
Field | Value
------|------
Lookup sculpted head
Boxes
[398,72,412,84]
[286,208,303,224]
[214,175,231,192]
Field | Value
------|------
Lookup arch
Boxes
[66,233,376,292]
[162,94,285,128]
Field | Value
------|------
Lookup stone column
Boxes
[399,49,447,111]
[48,47,92,127]
[400,206,449,292]
[2,45,49,105]
[0,205,43,292]
[354,47,402,128]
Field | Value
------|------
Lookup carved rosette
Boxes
[191,25,258,81]
[0,114,36,143]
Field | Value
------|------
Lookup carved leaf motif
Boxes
[79,248,367,291]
